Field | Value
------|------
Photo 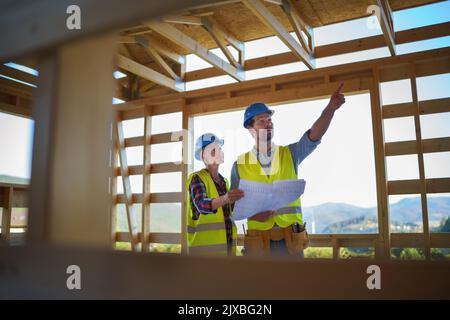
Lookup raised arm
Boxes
[308,83,346,141]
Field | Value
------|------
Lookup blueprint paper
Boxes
[232,179,306,221]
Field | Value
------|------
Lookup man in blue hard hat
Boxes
[230,84,346,257]
[186,133,245,256]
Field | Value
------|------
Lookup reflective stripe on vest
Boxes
[187,222,225,233]
[237,145,303,230]
[274,206,302,216]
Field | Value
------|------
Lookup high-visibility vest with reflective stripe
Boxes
[186,169,237,255]
[237,145,302,231]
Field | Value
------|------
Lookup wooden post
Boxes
[142,105,152,252]
[111,126,119,249]
[370,68,391,260]
[332,238,339,260]
[181,99,193,255]
[27,33,116,248]
[0,187,13,241]
[115,113,140,252]
[409,63,431,260]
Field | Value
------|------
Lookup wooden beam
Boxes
[264,0,282,4]
[385,137,450,156]
[139,81,158,93]
[243,0,314,69]
[281,0,312,54]
[117,54,184,92]
[186,77,371,115]
[123,131,183,147]
[0,97,32,118]
[0,187,13,241]
[176,58,187,82]
[395,21,450,44]
[119,102,183,120]
[119,47,450,121]
[163,15,203,25]
[119,43,133,59]
[0,77,33,100]
[201,17,239,67]
[0,64,38,86]
[206,17,244,52]
[332,238,339,260]
[115,231,450,251]
[391,232,450,249]
[115,114,140,252]
[3,245,450,299]
[116,192,182,204]
[118,36,137,44]
[0,185,28,209]
[136,35,186,65]
[388,178,450,195]
[183,21,450,83]
[383,97,450,119]
[27,35,115,248]
[376,0,396,56]
[370,67,391,260]
[146,21,244,81]
[111,130,119,249]
[143,45,179,80]
[410,63,430,260]
[26,54,57,244]
[181,100,193,255]
[115,163,182,176]
[381,0,394,36]
[141,106,152,253]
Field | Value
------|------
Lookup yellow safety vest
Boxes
[237,145,302,231]
[186,169,237,255]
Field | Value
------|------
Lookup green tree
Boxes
[431,248,447,260]
[304,247,332,259]
[399,248,424,260]
[436,217,450,232]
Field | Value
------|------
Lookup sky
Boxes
[0,1,449,211]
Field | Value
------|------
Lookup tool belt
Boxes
[243,224,309,256]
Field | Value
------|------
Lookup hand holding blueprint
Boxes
[232,179,306,221]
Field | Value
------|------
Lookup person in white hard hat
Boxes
[185,133,245,256]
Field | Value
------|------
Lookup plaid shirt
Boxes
[189,172,233,253]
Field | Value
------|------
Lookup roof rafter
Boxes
[280,0,313,55]
[145,20,244,81]
[242,0,315,69]
[376,0,396,56]
[117,54,184,92]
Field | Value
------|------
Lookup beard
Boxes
[257,128,273,142]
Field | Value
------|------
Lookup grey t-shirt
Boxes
[230,130,321,190]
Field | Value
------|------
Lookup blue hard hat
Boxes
[194,133,224,161]
[243,102,274,128]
